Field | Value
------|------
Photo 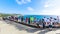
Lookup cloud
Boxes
[44,4,48,8]
[39,9,60,15]
[41,0,60,15]
[16,0,31,5]
[44,0,60,8]
[27,7,34,11]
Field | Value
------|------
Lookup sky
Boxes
[0,0,60,15]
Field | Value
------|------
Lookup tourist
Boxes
[57,16,59,24]
[46,18,50,27]
[34,17,39,26]
[15,16,18,22]
[28,17,30,24]
[34,17,37,23]
[49,17,53,30]
[42,19,45,28]
[26,17,28,24]
[54,18,57,25]
[18,16,21,22]
[43,17,47,27]
[30,16,34,24]
[21,16,24,22]
[38,19,42,25]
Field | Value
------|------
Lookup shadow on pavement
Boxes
[37,28,60,34]
[56,33,60,34]
[4,20,44,33]
[3,20,60,34]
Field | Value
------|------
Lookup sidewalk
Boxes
[0,20,33,34]
[0,20,60,34]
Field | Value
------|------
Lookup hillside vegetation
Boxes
[0,13,22,17]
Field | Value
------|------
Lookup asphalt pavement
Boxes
[0,20,60,34]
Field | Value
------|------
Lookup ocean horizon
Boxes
[24,15,59,20]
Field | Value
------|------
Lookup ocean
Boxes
[24,15,58,20]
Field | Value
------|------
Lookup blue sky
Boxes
[0,0,60,15]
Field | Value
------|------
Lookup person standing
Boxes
[30,16,34,24]
[54,18,57,25]
[26,17,28,24]
[28,17,30,24]
[49,17,53,30]
[57,16,59,24]
[43,17,47,27]
[18,16,21,22]
[21,16,24,22]
[42,19,45,28]
[46,18,50,27]
[34,17,37,23]
[34,17,39,26]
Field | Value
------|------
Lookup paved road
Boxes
[0,20,60,34]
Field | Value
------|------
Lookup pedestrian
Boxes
[34,17,39,27]
[18,16,21,22]
[54,18,57,25]
[49,17,53,30]
[43,17,47,27]
[57,16,59,24]
[42,19,45,28]
[26,17,28,24]
[34,17,36,24]
[46,18,50,28]
[15,16,18,22]
[21,16,24,22]
[30,16,34,24]
[28,17,30,24]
